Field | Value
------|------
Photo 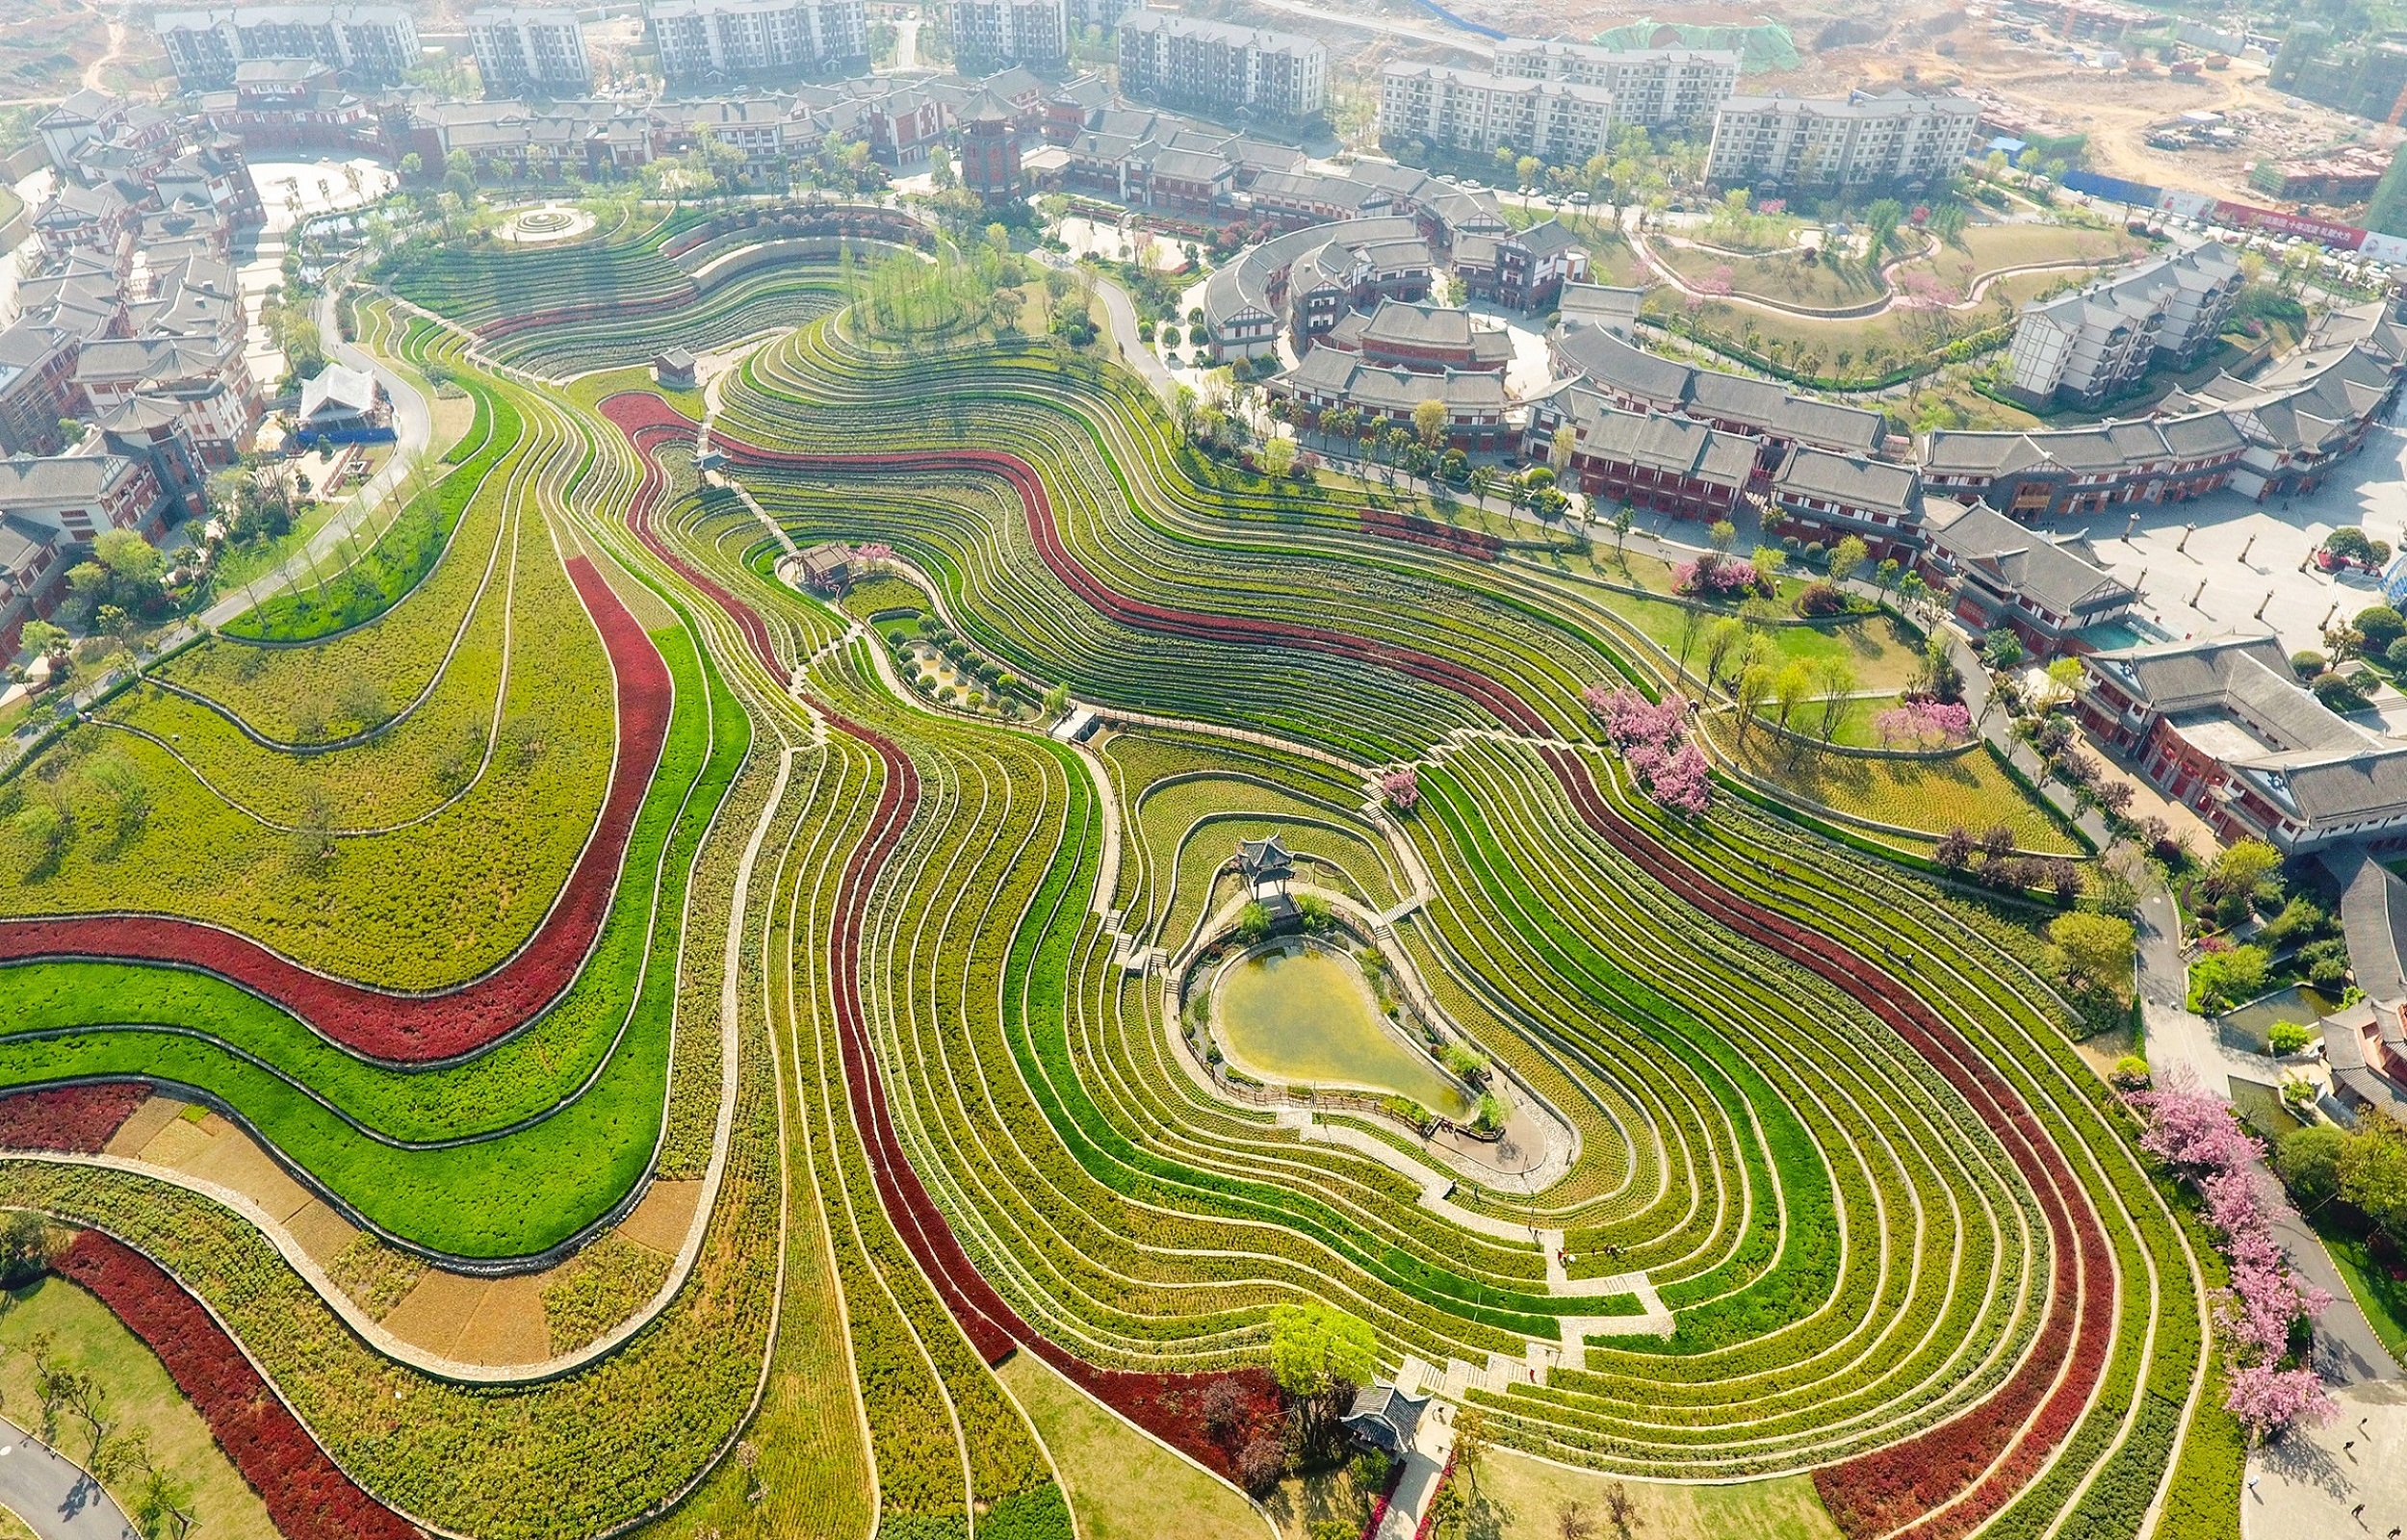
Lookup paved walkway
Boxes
[2121,839,2399,1385]
[2247,1379,2407,1540]
[0,1417,136,1540]
[1086,267,1176,403]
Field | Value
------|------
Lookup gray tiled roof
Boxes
[1557,328,1881,454]
[1925,500,2134,616]
[1569,397,1758,487]
[0,450,137,506]
[1276,346,1506,414]
[1772,446,1918,514]
[1202,216,1426,335]
[2083,632,2295,716]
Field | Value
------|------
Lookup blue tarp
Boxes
[2062,168,2166,207]
[291,425,396,449]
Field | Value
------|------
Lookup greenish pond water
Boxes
[1215,945,1473,1116]
[2215,984,2343,1054]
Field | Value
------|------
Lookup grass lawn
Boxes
[0,1503,34,1540]
[1262,1461,1377,1539]
[1904,373,2046,433]
[1653,267,2069,380]
[0,1273,275,1539]
[1704,716,2082,855]
[995,1352,1267,1540]
[2307,1216,2407,1372]
[1469,1450,1842,1540]
[840,574,927,623]
[1902,221,2144,298]
[1555,561,1929,694]
[205,498,344,596]
[1653,240,1882,310]
[1746,691,1908,750]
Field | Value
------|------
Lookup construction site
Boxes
[1261,0,2404,222]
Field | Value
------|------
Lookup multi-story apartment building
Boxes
[1066,0,1143,34]
[468,8,594,95]
[949,0,1066,67]
[1378,63,1614,164]
[155,6,420,90]
[2004,243,2244,408]
[1117,14,1327,121]
[1489,40,1737,129]
[645,0,868,79]
[1704,88,1980,192]
[0,324,84,459]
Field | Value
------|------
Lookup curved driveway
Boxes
[0,1418,135,1540]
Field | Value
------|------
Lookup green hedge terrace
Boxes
[687,295,2225,1528]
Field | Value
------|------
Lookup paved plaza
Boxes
[2249,1380,2407,1540]
[2084,415,2407,655]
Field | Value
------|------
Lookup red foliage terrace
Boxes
[1359,509,1503,561]
[0,1084,148,1153]
[0,556,673,1064]
[604,394,1285,1482]
[53,1230,421,1540]
[599,394,2115,1525]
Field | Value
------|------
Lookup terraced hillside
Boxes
[0,218,2245,1540]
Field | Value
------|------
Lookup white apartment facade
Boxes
[1705,89,1980,191]
[1490,40,1736,128]
[1379,63,1614,165]
[2006,243,2244,407]
[1117,13,1326,119]
[948,0,1067,66]
[646,0,868,77]
[155,5,420,90]
[469,8,593,94]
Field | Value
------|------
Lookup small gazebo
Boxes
[1235,835,1295,891]
[797,542,854,595]
[1341,1383,1429,1458]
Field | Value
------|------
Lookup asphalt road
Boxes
[0,1419,136,1540]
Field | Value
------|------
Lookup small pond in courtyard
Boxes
[1212,943,1474,1116]
[2214,984,2345,1055]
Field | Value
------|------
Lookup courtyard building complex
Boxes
[1117,13,1326,121]
[1704,88,1980,192]
[1766,447,1928,562]
[2079,633,2407,853]
[1541,326,1887,474]
[1919,500,2139,659]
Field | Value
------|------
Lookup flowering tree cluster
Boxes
[1584,685,1710,815]
[2128,1077,2337,1441]
[1377,765,1420,812]
[1893,270,1962,311]
[855,541,893,564]
[1670,551,1770,600]
[1873,699,1974,750]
